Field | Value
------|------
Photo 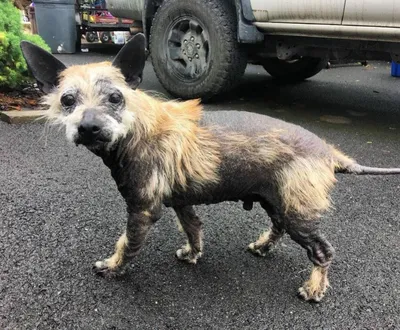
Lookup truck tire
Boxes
[99,32,111,44]
[85,31,96,43]
[150,0,247,100]
[262,57,328,82]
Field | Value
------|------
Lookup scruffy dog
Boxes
[21,34,400,302]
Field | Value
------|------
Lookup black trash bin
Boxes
[34,0,76,53]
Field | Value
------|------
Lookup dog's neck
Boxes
[88,135,132,169]
[87,134,144,209]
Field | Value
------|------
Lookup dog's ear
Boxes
[112,33,146,89]
[20,41,67,94]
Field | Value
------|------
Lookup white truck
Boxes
[106,0,400,100]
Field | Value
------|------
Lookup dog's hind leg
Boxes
[248,201,285,257]
[94,207,162,277]
[174,206,203,264]
[286,217,334,302]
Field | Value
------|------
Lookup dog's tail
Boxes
[337,163,400,175]
[333,148,400,175]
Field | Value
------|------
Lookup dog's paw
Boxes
[247,242,271,257]
[93,259,124,278]
[175,246,202,264]
[297,282,329,303]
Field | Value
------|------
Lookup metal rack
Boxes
[76,0,134,46]
[79,6,133,32]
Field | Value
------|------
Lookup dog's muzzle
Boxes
[76,111,111,145]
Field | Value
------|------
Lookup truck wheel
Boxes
[150,0,247,100]
[100,32,111,44]
[85,32,96,43]
[262,57,328,82]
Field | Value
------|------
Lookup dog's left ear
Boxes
[20,41,67,94]
[112,33,147,89]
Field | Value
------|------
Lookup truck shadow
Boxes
[210,63,400,129]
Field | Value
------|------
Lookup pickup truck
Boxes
[106,0,400,100]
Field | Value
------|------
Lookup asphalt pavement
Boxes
[1,50,400,330]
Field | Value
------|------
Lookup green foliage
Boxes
[0,0,50,89]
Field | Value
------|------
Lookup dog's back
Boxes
[201,110,334,159]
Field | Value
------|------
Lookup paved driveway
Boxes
[1,51,400,329]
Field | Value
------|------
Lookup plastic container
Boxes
[112,31,125,45]
[391,61,400,77]
[34,0,76,53]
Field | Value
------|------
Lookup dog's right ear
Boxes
[112,33,146,89]
[20,41,66,94]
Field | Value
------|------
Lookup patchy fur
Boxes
[43,63,136,147]
[21,35,400,303]
[276,157,337,219]
[95,232,128,271]
[221,129,294,165]
[248,226,284,256]
[127,95,221,193]
[298,266,330,302]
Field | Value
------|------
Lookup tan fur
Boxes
[176,241,202,264]
[247,230,274,256]
[45,63,127,120]
[44,62,337,220]
[45,63,336,218]
[143,169,172,201]
[43,62,221,200]
[301,266,329,297]
[276,157,337,219]
[255,229,272,247]
[43,63,136,145]
[176,218,184,233]
[331,147,356,170]
[181,241,191,254]
[29,44,348,301]
[222,129,294,165]
[142,210,151,217]
[248,226,285,257]
[125,93,221,197]
[106,232,128,270]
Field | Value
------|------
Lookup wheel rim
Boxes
[166,16,210,82]
[86,33,95,42]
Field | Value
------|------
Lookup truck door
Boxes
[342,0,400,27]
[250,0,346,25]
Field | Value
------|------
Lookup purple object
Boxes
[391,61,400,77]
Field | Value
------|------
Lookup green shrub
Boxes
[0,0,50,90]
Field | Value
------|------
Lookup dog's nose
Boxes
[78,111,102,138]
[78,122,101,135]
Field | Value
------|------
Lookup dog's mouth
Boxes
[74,133,112,147]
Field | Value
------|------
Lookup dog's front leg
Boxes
[94,207,161,277]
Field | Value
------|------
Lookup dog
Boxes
[20,34,400,302]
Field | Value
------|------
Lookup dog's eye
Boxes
[109,93,122,104]
[61,94,76,107]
